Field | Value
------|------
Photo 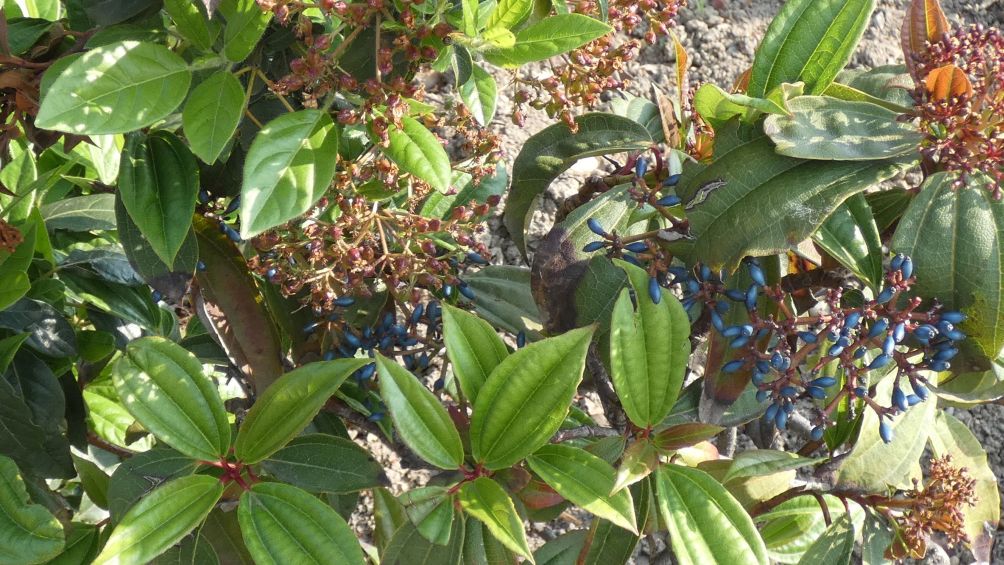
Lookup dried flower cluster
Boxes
[911,24,1004,198]
[0,220,23,254]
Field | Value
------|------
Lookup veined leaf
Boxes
[381,514,465,565]
[464,265,544,341]
[483,14,611,67]
[112,337,231,461]
[797,514,854,565]
[234,358,369,464]
[609,259,691,427]
[118,131,200,266]
[504,113,651,257]
[527,444,637,533]
[36,41,191,134]
[0,455,64,565]
[441,303,509,403]
[238,483,365,565]
[470,326,594,470]
[459,65,498,127]
[458,477,532,561]
[375,355,464,469]
[107,447,200,524]
[219,0,272,62]
[722,450,817,483]
[399,486,455,546]
[380,116,452,193]
[655,465,769,565]
[747,0,875,97]
[261,434,384,494]
[240,109,339,238]
[891,172,1004,369]
[183,71,245,164]
[764,97,922,160]
[164,0,213,49]
[485,0,532,30]
[813,193,884,290]
[94,475,224,565]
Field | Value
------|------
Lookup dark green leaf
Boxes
[0,298,76,357]
[238,482,365,565]
[381,513,465,565]
[115,194,197,302]
[239,109,339,238]
[36,41,192,134]
[260,434,385,494]
[399,486,455,546]
[580,519,638,565]
[234,358,368,464]
[0,455,64,564]
[441,303,509,403]
[6,17,52,55]
[375,355,464,469]
[747,0,875,97]
[41,194,116,232]
[504,113,651,257]
[796,514,854,565]
[464,265,543,340]
[533,530,588,565]
[219,0,271,62]
[813,193,884,289]
[48,523,102,565]
[470,326,594,469]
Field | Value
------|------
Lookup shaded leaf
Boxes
[797,514,854,565]
[219,0,271,62]
[813,193,884,290]
[0,455,63,564]
[722,450,817,483]
[381,513,465,565]
[261,434,384,494]
[464,265,544,341]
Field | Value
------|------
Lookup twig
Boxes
[87,433,136,459]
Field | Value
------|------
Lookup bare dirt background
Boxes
[365,1,1004,562]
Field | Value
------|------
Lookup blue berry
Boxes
[198,189,211,204]
[940,311,966,324]
[882,335,896,356]
[459,283,476,300]
[359,363,376,380]
[266,268,277,279]
[656,194,682,207]
[900,256,914,279]
[891,254,905,271]
[723,359,745,373]
[583,241,606,253]
[933,347,958,362]
[854,347,867,359]
[780,386,798,398]
[516,331,526,348]
[945,329,966,341]
[765,403,779,422]
[812,377,837,388]
[929,360,951,372]
[625,241,649,253]
[907,394,922,406]
[587,218,606,236]
[634,157,648,178]
[151,290,162,302]
[710,310,725,332]
[443,284,454,298]
[303,321,319,334]
[810,426,825,441]
[223,197,240,216]
[914,324,936,341]
[466,252,489,265]
[323,350,336,361]
[334,296,355,307]
[751,372,764,386]
[879,420,893,443]
[844,311,862,329]
[725,289,746,302]
[807,386,826,399]
[648,277,662,304]
[828,344,844,357]
[745,284,758,311]
[893,322,906,343]
[730,335,750,348]
[854,387,868,397]
[892,387,908,411]
[663,173,681,186]
[748,262,766,287]
[755,360,771,374]
[197,260,207,271]
[344,331,361,349]
[775,408,788,430]
[722,325,742,338]
[867,319,888,338]
[868,354,892,370]
[911,381,929,400]
[798,331,817,344]
[876,287,895,304]
[756,389,769,402]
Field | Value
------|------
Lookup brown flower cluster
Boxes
[0,220,23,254]
[911,24,1004,198]
[886,455,978,559]
[513,0,686,130]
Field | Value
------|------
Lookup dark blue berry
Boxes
[151,290,162,302]
[587,218,606,236]
[710,310,725,332]
[891,254,905,271]
[812,377,837,388]
[516,331,526,348]
[882,335,896,356]
[725,289,746,302]
[807,386,826,399]
[466,252,489,265]
[323,350,336,361]
[780,386,797,397]
[648,277,662,304]
[663,173,681,186]
[867,319,888,338]
[756,390,769,402]
[723,359,745,373]
[900,256,914,279]
[940,311,966,324]
[828,344,845,357]
[765,403,779,422]
[583,241,606,253]
[775,409,788,430]
[459,283,476,300]
[722,325,742,338]
[730,335,751,348]
[868,354,892,370]
[625,241,649,253]
[748,262,766,286]
[893,322,906,343]
[197,260,207,271]
[911,381,929,400]
[799,331,817,344]
[879,421,893,443]
[744,284,758,311]
[810,426,825,441]
[303,321,319,334]
[892,387,908,411]
[844,311,862,329]
[656,194,682,207]
[876,287,895,304]
[634,157,648,178]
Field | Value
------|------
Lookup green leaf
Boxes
[527,444,637,533]
[381,513,465,565]
[118,131,200,266]
[483,14,611,67]
[107,447,200,524]
[580,519,639,565]
[835,374,936,492]
[6,17,53,55]
[399,486,455,546]
[239,109,339,238]
[164,0,213,49]
[441,303,509,403]
[470,326,594,470]
[812,193,884,290]
[485,0,532,30]
[0,334,28,376]
[201,508,255,564]
[94,475,224,565]
[928,411,1000,561]
[73,454,110,509]
[459,65,498,127]
[219,0,272,62]
[381,115,451,193]
[797,514,854,565]
[652,422,725,450]
[238,482,365,565]
[612,440,658,493]
[464,265,544,340]
[457,477,532,561]
[608,259,690,427]
[764,97,922,160]
[693,83,788,128]
[677,126,909,272]
[373,487,407,552]
[722,450,817,483]
[747,0,875,97]
[533,530,588,565]
[0,455,64,565]
[0,270,29,311]
[891,172,1004,369]
[260,433,384,494]
[183,72,245,164]
[655,465,769,565]
[36,41,192,134]
[234,359,368,464]
[48,524,101,565]
[115,194,197,300]
[504,113,651,257]
[112,337,230,461]
[41,194,117,232]
[375,355,464,469]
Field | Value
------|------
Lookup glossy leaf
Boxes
[381,116,451,193]
[118,131,200,266]
[612,440,659,493]
[107,447,200,524]
[928,411,1000,561]
[471,326,594,469]
[0,271,29,311]
[655,464,769,565]
[677,126,909,272]
[485,0,532,30]
[219,0,272,62]
[164,0,213,49]
[459,65,498,127]
[533,530,588,565]
[94,475,224,565]
[835,375,936,491]
[797,514,854,565]
[812,193,884,290]
[483,14,611,67]
[764,97,922,160]
[400,486,455,546]
[722,450,817,483]
[375,354,464,469]
[694,83,787,128]
[381,514,465,565]
[184,72,245,164]
[441,303,509,402]
[504,113,651,256]
[260,434,384,494]
[747,0,875,97]
[464,265,544,341]
[238,482,365,565]
[580,519,639,565]
[234,358,368,464]
[892,172,1004,369]
[240,110,339,238]
[41,194,117,232]
[527,444,637,533]
[112,337,230,461]
[0,455,64,564]
[36,41,191,134]
[609,259,690,427]
[457,477,532,561]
